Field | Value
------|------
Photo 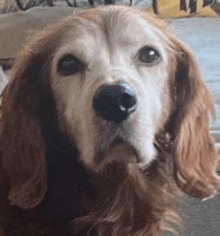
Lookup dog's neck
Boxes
[37,131,95,220]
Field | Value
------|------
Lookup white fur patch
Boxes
[51,7,172,170]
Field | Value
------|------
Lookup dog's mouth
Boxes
[94,137,140,172]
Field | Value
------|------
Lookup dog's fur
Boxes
[0,6,219,236]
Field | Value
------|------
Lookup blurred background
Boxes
[0,0,220,235]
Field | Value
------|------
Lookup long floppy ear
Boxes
[0,27,62,209]
[167,38,220,198]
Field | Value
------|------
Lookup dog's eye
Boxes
[139,46,160,64]
[57,54,85,76]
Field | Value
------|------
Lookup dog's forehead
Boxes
[67,7,167,46]
[53,7,170,66]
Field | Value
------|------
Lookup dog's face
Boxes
[1,6,219,212]
[51,7,171,169]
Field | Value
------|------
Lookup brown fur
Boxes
[0,6,219,236]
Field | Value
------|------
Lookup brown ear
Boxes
[0,32,57,209]
[168,38,220,198]
[0,21,69,209]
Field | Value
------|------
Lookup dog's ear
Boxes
[167,38,220,199]
[0,27,62,209]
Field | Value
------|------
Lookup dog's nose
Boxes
[93,82,137,123]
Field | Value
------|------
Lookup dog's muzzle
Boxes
[93,82,137,123]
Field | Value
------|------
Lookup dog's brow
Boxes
[75,9,102,24]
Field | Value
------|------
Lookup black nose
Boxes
[93,82,137,123]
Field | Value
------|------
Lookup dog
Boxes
[0,6,219,236]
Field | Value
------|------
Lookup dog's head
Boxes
[51,7,171,170]
[1,6,219,211]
